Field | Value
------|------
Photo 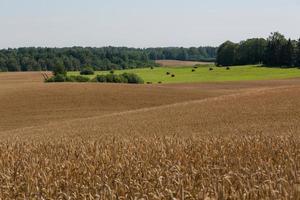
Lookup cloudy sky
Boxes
[0,0,299,48]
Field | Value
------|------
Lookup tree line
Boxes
[0,46,217,72]
[216,32,300,67]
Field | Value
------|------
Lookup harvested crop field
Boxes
[0,72,300,199]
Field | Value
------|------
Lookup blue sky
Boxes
[0,0,299,48]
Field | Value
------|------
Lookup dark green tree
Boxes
[280,39,294,67]
[7,57,20,71]
[296,39,300,67]
[53,59,66,76]
[264,32,287,66]
[235,38,267,65]
[216,41,238,66]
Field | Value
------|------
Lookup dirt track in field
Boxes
[1,72,300,138]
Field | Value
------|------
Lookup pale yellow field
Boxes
[0,72,299,199]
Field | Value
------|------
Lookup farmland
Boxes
[69,65,300,84]
[155,59,214,67]
[0,71,300,199]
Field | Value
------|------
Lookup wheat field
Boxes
[0,72,299,199]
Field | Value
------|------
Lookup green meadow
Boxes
[68,65,300,84]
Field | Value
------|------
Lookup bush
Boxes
[53,74,66,82]
[94,73,144,84]
[96,75,107,82]
[46,75,90,83]
[65,76,76,82]
[70,75,90,82]
[45,74,66,82]
[45,77,55,83]
[80,67,94,75]
[106,74,124,83]
[53,63,66,76]
[121,73,144,84]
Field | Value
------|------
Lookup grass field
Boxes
[0,72,300,199]
[69,65,300,84]
[155,59,214,67]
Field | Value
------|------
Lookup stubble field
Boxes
[0,72,299,199]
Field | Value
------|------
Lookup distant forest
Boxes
[0,47,217,72]
[216,32,300,67]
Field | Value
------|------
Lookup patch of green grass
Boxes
[68,65,300,84]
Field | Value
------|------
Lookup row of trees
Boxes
[216,32,300,67]
[0,46,217,72]
[146,47,217,61]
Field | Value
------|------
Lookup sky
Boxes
[0,0,300,48]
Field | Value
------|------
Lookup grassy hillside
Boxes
[69,65,300,84]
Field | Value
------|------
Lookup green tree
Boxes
[7,57,20,71]
[53,58,66,76]
[235,38,267,65]
[216,41,238,66]
[264,32,287,66]
[296,39,300,67]
[280,39,294,67]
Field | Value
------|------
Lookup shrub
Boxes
[96,75,107,82]
[46,75,90,83]
[53,74,66,82]
[53,63,66,76]
[45,77,55,83]
[121,73,144,84]
[80,67,94,75]
[90,77,98,82]
[94,73,143,84]
[65,76,76,82]
[45,74,66,82]
[71,75,90,82]
[106,74,120,83]
[113,75,127,83]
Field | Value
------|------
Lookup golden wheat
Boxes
[1,73,300,199]
[0,135,298,199]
